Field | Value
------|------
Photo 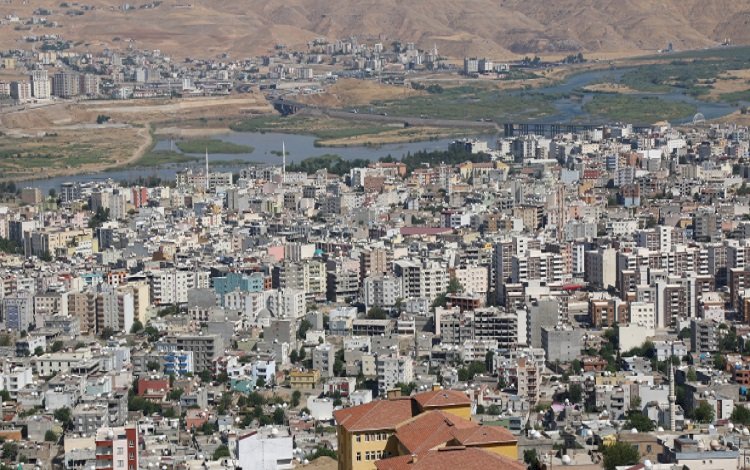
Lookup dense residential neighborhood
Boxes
[0,120,748,469]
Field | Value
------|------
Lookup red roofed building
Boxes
[334,389,517,470]
[375,446,525,470]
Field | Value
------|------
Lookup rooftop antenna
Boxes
[205,147,209,191]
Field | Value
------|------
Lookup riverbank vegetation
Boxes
[583,95,696,123]
[175,138,254,154]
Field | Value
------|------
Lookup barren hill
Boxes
[1,0,749,59]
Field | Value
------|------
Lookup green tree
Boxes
[100,327,116,340]
[487,404,501,415]
[694,401,715,423]
[146,360,161,372]
[130,320,144,334]
[272,407,285,425]
[144,325,160,342]
[51,340,64,352]
[306,446,337,461]
[475,404,486,414]
[44,430,58,442]
[731,405,750,425]
[212,445,231,460]
[33,346,45,357]
[297,319,312,339]
[0,390,10,402]
[713,353,727,371]
[168,388,184,401]
[291,390,301,408]
[568,383,583,404]
[625,411,655,432]
[686,367,698,382]
[54,407,72,429]
[447,277,463,294]
[524,449,542,470]
[602,441,640,470]
[366,307,387,319]
[2,442,18,461]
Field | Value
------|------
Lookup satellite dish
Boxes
[693,113,706,125]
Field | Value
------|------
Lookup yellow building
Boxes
[334,389,518,470]
[289,369,320,390]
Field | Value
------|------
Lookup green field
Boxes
[0,143,112,170]
[128,150,198,168]
[229,115,393,140]
[175,138,254,154]
[617,47,750,99]
[369,85,557,122]
[583,95,697,124]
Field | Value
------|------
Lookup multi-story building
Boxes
[94,425,139,470]
[362,275,402,311]
[30,69,50,99]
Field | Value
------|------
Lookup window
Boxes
[117,448,124,455]
[128,440,134,448]
[355,435,361,442]
[356,452,361,461]
[118,461,124,468]
[646,445,652,453]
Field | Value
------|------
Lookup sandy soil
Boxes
[706,69,750,98]
[317,126,478,147]
[296,79,423,108]
[581,83,640,94]
[0,94,273,181]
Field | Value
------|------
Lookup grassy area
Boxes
[127,150,199,168]
[616,47,750,99]
[175,138,254,154]
[368,85,557,122]
[0,141,114,170]
[720,90,750,104]
[230,115,393,140]
[583,95,697,124]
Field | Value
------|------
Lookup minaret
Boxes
[281,140,286,186]
[669,360,677,431]
[205,147,209,191]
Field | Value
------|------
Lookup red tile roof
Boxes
[394,410,517,455]
[412,389,471,409]
[375,447,526,470]
[333,398,414,432]
[450,425,516,445]
[394,411,476,455]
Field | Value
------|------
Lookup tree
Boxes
[475,404,486,414]
[625,411,655,432]
[130,320,144,334]
[96,114,111,124]
[630,396,642,411]
[212,445,231,460]
[524,449,542,470]
[255,377,266,388]
[44,430,58,442]
[487,404,501,416]
[291,390,301,408]
[0,390,9,402]
[54,407,72,429]
[88,207,110,228]
[686,367,698,382]
[33,346,45,357]
[2,442,18,461]
[51,340,64,353]
[290,349,299,364]
[146,360,161,372]
[168,388,184,401]
[100,327,116,340]
[144,325,160,342]
[297,319,312,339]
[366,307,387,320]
[602,441,640,470]
[713,353,727,371]
[307,446,337,461]
[447,277,463,294]
[568,383,583,404]
[272,407,285,425]
[694,401,715,423]
[731,405,750,425]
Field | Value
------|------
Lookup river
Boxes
[20,66,741,191]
